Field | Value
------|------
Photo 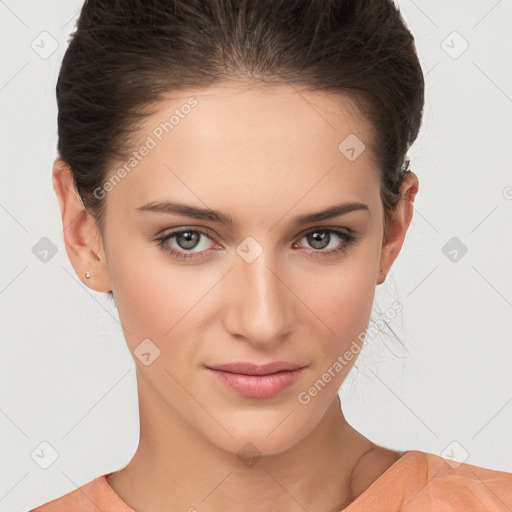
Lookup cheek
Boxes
[107,238,221,348]
[305,261,376,327]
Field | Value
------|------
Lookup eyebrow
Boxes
[136,199,369,227]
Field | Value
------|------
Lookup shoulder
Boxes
[401,450,512,511]
[29,474,134,512]
[421,451,512,504]
[346,448,512,512]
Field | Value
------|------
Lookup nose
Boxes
[223,248,294,348]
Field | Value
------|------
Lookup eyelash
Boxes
[154,227,358,261]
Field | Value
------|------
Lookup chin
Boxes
[203,407,321,459]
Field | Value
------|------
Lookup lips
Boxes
[205,361,306,398]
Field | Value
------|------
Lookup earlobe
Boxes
[376,265,387,286]
[52,158,112,292]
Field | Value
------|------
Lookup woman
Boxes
[31,0,512,511]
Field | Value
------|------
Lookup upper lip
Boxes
[206,362,306,376]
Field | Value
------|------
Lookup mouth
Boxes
[205,361,307,399]
[206,361,306,376]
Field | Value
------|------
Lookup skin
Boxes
[53,82,418,512]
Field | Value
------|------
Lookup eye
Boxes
[293,227,357,257]
[155,228,218,261]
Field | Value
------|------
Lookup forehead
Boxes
[107,82,381,215]
[147,82,374,148]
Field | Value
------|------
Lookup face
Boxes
[73,83,399,455]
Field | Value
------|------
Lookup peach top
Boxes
[30,450,512,511]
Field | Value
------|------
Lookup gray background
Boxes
[1,0,512,510]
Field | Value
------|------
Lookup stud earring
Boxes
[85,272,91,279]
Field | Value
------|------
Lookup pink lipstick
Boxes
[205,362,306,399]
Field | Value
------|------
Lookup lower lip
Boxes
[207,368,305,398]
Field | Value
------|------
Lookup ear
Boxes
[52,158,112,292]
[377,172,419,285]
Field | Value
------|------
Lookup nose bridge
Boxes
[226,243,292,346]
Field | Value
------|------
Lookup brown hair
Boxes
[57,0,424,238]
